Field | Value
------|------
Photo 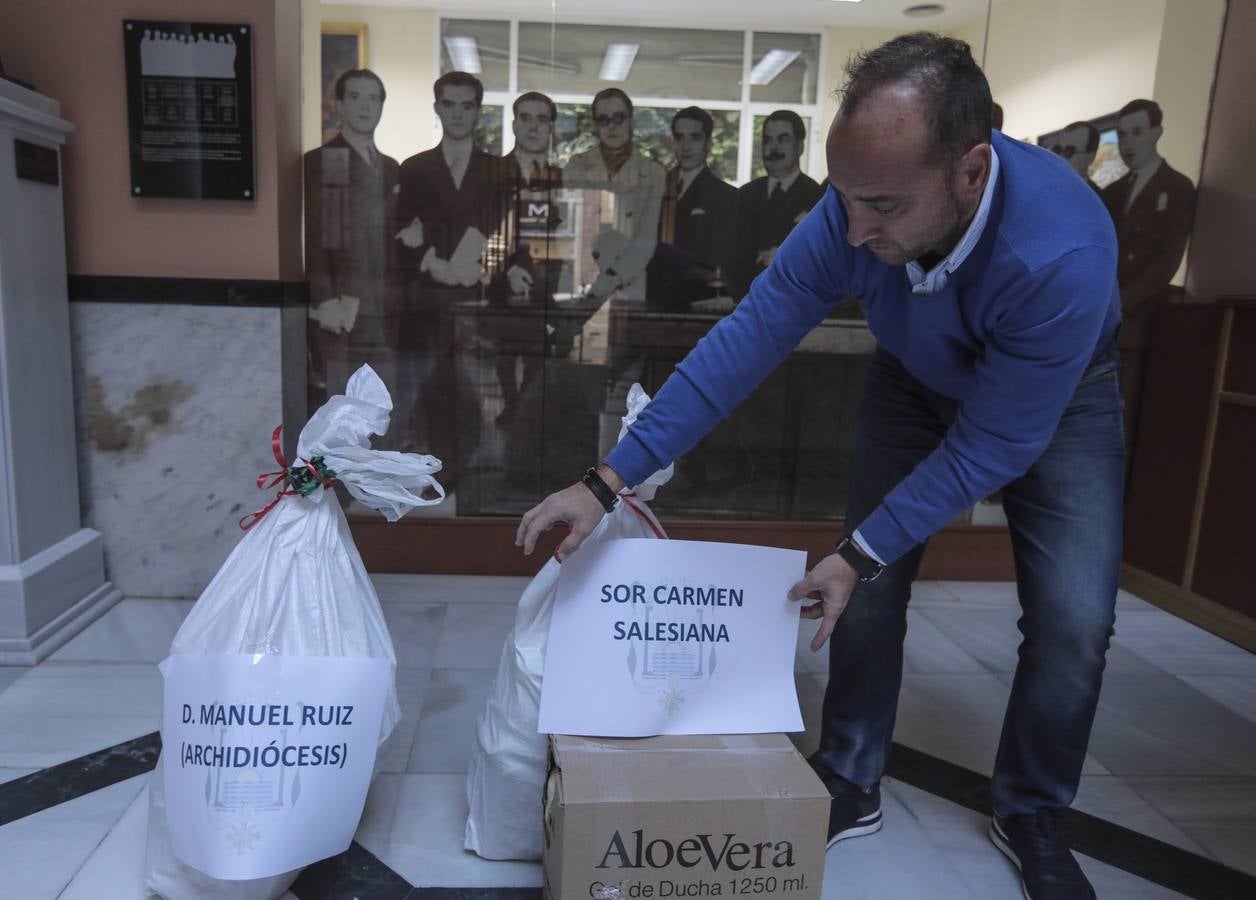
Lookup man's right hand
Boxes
[516,465,625,559]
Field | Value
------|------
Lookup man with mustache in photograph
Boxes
[733,110,824,296]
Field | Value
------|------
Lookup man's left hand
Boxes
[788,553,859,653]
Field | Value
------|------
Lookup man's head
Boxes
[592,88,634,152]
[1116,99,1163,171]
[762,110,806,179]
[826,32,993,267]
[334,69,386,138]
[1052,121,1100,179]
[513,91,556,156]
[672,106,714,173]
[433,71,483,142]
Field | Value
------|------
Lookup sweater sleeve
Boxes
[605,189,852,486]
[856,244,1118,564]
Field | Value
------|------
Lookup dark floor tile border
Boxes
[886,741,1256,900]
[0,731,160,827]
[2,731,1252,899]
[68,274,307,308]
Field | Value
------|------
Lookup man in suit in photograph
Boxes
[650,106,739,308]
[563,87,666,301]
[395,71,510,481]
[1051,120,1102,194]
[303,68,400,413]
[1100,98,1195,455]
[489,91,566,427]
[735,110,825,296]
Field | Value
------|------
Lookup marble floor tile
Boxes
[355,772,543,888]
[1111,608,1256,676]
[0,663,161,768]
[1074,857,1194,899]
[1093,674,1256,776]
[1086,703,1241,778]
[925,581,1019,607]
[408,668,497,774]
[48,598,193,664]
[59,779,151,899]
[0,766,38,786]
[433,603,520,670]
[380,601,446,669]
[821,785,979,899]
[371,573,532,606]
[902,608,988,674]
[0,664,28,695]
[1176,674,1256,726]
[908,580,961,603]
[0,772,148,898]
[1071,775,1208,854]
[376,667,433,774]
[1120,776,1256,874]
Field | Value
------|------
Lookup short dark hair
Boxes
[335,68,386,103]
[1064,120,1101,153]
[672,106,713,140]
[592,87,633,119]
[839,32,992,162]
[434,71,484,106]
[513,91,556,121]
[991,101,1003,131]
[764,109,806,143]
[1117,98,1163,129]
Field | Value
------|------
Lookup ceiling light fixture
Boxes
[749,49,803,86]
[443,36,482,74]
[599,43,639,82]
[904,3,946,16]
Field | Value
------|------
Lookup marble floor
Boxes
[2,576,1255,898]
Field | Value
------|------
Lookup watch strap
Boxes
[581,467,618,514]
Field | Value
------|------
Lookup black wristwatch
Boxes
[835,536,885,582]
[581,466,619,514]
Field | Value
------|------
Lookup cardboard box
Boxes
[543,733,829,900]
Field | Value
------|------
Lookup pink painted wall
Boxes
[1,0,302,280]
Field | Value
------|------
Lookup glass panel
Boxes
[750,32,820,105]
[518,22,744,102]
[439,18,510,92]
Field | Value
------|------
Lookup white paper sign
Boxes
[159,653,391,880]
[538,539,807,736]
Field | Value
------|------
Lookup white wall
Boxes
[302,1,436,160]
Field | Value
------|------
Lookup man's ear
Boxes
[957,143,991,196]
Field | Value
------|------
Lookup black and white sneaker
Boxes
[809,760,882,847]
[990,810,1096,900]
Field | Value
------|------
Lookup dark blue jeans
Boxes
[813,345,1125,816]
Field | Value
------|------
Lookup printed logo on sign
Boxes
[596,829,797,871]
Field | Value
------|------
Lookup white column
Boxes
[0,80,120,664]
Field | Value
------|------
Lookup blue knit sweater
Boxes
[606,132,1120,564]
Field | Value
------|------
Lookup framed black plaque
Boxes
[123,20,255,200]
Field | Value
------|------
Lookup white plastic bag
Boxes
[145,365,442,899]
[464,384,673,861]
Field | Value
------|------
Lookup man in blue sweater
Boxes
[518,33,1120,900]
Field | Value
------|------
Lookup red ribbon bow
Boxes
[238,425,334,530]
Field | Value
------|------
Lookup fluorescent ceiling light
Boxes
[749,49,802,85]
[443,36,482,74]
[599,43,639,82]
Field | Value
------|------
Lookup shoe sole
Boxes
[825,810,883,848]
[988,820,1032,900]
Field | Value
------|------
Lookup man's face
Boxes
[827,86,989,267]
[337,76,384,137]
[1116,110,1162,171]
[593,96,632,152]
[513,99,553,155]
[672,117,710,172]
[762,120,803,179]
[435,84,480,142]
[1053,125,1096,179]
